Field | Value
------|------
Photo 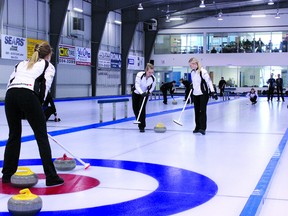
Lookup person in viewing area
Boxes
[266,73,276,102]
[1,42,64,187]
[218,77,226,97]
[276,73,285,102]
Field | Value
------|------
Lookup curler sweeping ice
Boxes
[133,94,147,124]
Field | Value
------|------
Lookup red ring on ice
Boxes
[0,174,100,195]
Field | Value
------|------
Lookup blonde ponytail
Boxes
[27,42,52,69]
[27,51,39,69]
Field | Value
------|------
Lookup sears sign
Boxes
[1,34,26,60]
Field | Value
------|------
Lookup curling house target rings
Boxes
[0,158,218,215]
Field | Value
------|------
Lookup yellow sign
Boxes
[27,38,47,59]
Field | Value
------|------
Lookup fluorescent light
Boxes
[217,12,223,21]
[73,7,83,13]
[165,15,171,22]
[251,14,266,18]
[199,0,205,8]
[73,0,83,13]
[114,20,122,25]
[138,3,143,10]
[170,17,183,21]
[268,0,274,5]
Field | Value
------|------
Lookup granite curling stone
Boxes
[11,167,38,188]
[172,100,177,105]
[154,122,167,133]
[54,154,76,171]
[8,188,42,216]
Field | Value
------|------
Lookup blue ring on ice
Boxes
[0,158,218,215]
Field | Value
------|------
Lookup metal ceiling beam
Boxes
[120,9,138,95]
[91,0,109,96]
[144,30,158,65]
[49,0,70,97]
[0,0,4,26]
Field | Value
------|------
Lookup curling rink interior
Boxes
[0,94,288,216]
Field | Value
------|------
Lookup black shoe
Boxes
[193,129,199,133]
[46,176,64,187]
[139,128,145,133]
[2,175,11,183]
[163,102,167,104]
[198,129,206,135]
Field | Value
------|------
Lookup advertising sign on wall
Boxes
[128,55,144,70]
[27,38,47,59]
[59,44,76,65]
[75,46,91,66]
[1,34,26,60]
[110,52,121,69]
[98,50,111,68]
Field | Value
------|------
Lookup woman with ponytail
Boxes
[1,42,64,187]
[189,57,218,135]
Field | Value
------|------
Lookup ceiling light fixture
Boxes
[251,14,266,18]
[275,9,280,18]
[268,0,274,5]
[138,3,144,10]
[170,17,183,21]
[73,0,83,13]
[199,0,205,8]
[114,20,122,25]
[165,15,171,22]
[217,12,223,21]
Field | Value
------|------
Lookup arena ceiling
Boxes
[92,0,288,29]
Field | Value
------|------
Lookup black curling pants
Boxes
[193,94,209,131]
[2,88,58,180]
[132,92,148,129]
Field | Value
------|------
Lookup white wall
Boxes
[152,53,288,68]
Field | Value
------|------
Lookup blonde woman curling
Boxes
[2,42,64,187]
[189,57,218,135]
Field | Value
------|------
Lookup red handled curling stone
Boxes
[11,167,38,188]
[8,188,42,216]
[54,154,76,171]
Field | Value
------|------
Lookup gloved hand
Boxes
[211,92,218,100]
[141,92,148,97]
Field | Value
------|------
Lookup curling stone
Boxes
[54,154,76,171]
[8,188,42,216]
[172,100,177,105]
[154,123,167,133]
[11,167,38,188]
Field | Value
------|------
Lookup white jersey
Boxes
[7,59,55,101]
[134,71,156,94]
[191,68,214,96]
